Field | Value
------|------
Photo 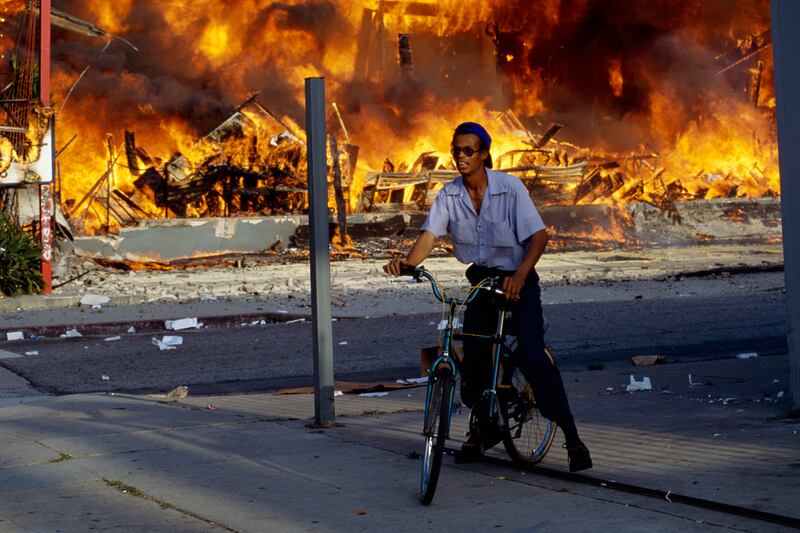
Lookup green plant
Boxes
[0,212,43,296]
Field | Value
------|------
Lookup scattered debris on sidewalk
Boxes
[359,392,389,397]
[6,331,23,341]
[127,326,136,333]
[101,375,110,381]
[688,374,702,387]
[152,335,183,350]
[63,328,83,338]
[166,385,189,398]
[736,352,758,359]
[80,293,110,308]
[626,375,652,392]
[24,350,38,355]
[165,318,202,330]
[104,336,121,342]
[631,355,666,366]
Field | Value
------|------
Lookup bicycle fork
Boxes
[422,300,459,438]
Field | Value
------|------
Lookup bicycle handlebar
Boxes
[400,265,503,305]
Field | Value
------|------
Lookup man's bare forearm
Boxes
[406,230,437,266]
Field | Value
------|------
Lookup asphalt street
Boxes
[0,290,787,395]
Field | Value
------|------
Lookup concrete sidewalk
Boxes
[0,355,797,531]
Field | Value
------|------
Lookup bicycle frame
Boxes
[412,268,505,438]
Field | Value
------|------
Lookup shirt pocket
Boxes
[491,222,518,247]
[449,219,477,244]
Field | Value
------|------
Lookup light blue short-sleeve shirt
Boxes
[421,170,546,271]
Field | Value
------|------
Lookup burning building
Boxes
[0,0,780,253]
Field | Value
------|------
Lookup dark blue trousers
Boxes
[461,265,578,441]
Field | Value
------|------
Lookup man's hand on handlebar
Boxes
[383,257,417,277]
[502,272,526,302]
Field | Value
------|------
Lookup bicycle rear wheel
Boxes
[500,358,557,465]
[419,369,454,505]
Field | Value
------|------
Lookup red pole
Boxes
[39,0,53,295]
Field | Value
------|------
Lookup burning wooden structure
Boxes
[0,1,780,255]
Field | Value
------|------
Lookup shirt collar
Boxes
[448,170,502,196]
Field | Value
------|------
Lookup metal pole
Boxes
[771,0,800,412]
[305,77,336,425]
[38,0,54,295]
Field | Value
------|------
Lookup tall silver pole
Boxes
[305,77,336,424]
[771,0,800,411]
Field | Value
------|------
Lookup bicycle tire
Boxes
[419,369,454,505]
[500,357,557,465]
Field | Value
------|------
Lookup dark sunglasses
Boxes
[451,146,481,157]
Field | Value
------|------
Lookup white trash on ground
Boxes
[396,376,428,385]
[688,374,702,386]
[80,294,110,308]
[63,328,83,338]
[359,392,389,397]
[736,352,758,359]
[200,295,218,302]
[24,351,38,356]
[165,318,201,331]
[104,336,121,342]
[626,375,652,392]
[6,331,23,341]
[127,326,136,333]
[152,335,183,350]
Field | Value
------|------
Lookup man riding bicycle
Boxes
[384,121,592,472]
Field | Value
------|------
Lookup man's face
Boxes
[451,133,487,176]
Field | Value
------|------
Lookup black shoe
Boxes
[454,433,484,464]
[564,440,593,472]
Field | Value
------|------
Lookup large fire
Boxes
[0,0,778,237]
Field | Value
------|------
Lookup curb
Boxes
[0,311,313,339]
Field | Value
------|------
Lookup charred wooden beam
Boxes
[751,60,765,107]
[124,130,140,176]
[330,135,348,244]
[136,146,155,167]
[398,34,413,68]
[535,123,563,149]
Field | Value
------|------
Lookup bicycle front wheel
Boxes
[500,360,557,465]
[419,369,454,505]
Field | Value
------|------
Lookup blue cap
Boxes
[453,122,493,168]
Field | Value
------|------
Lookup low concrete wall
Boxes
[74,216,305,262]
[629,198,782,246]
[71,199,783,262]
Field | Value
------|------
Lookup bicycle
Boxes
[400,265,557,505]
